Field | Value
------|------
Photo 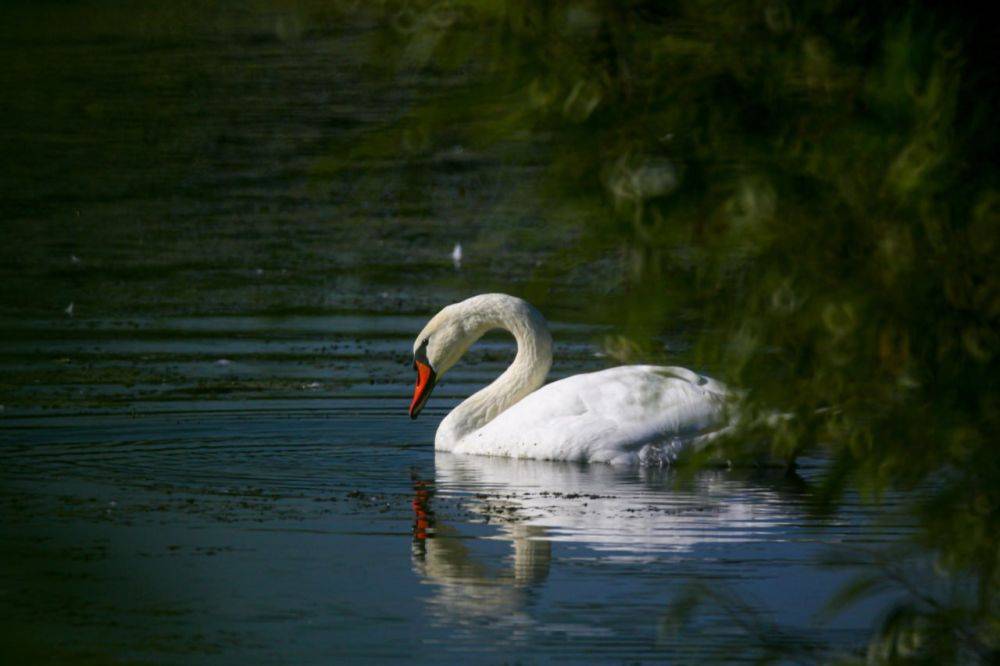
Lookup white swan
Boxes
[409,294,730,465]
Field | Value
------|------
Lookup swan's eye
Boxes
[413,338,430,369]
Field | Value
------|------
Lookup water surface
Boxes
[1,312,911,663]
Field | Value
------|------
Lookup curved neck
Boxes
[436,296,553,450]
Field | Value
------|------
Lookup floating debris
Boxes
[64,302,74,317]
[451,242,463,270]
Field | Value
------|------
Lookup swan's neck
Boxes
[436,299,553,450]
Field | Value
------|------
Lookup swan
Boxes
[408,294,732,465]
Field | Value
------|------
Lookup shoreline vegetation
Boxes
[338,1,998,661]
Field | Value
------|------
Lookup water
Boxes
[0,313,912,663]
[1,4,912,663]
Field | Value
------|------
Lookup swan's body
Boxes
[410,294,730,465]
[445,365,727,465]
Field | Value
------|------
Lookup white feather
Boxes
[413,294,730,465]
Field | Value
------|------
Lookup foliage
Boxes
[336,0,1000,660]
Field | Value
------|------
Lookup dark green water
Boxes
[1,3,916,663]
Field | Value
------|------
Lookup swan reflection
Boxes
[411,471,551,628]
[411,453,807,628]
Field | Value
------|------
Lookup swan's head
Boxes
[409,301,476,419]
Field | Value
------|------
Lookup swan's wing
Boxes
[454,366,729,463]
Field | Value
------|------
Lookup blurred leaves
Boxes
[332,0,999,658]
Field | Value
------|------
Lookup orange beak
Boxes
[409,360,436,419]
